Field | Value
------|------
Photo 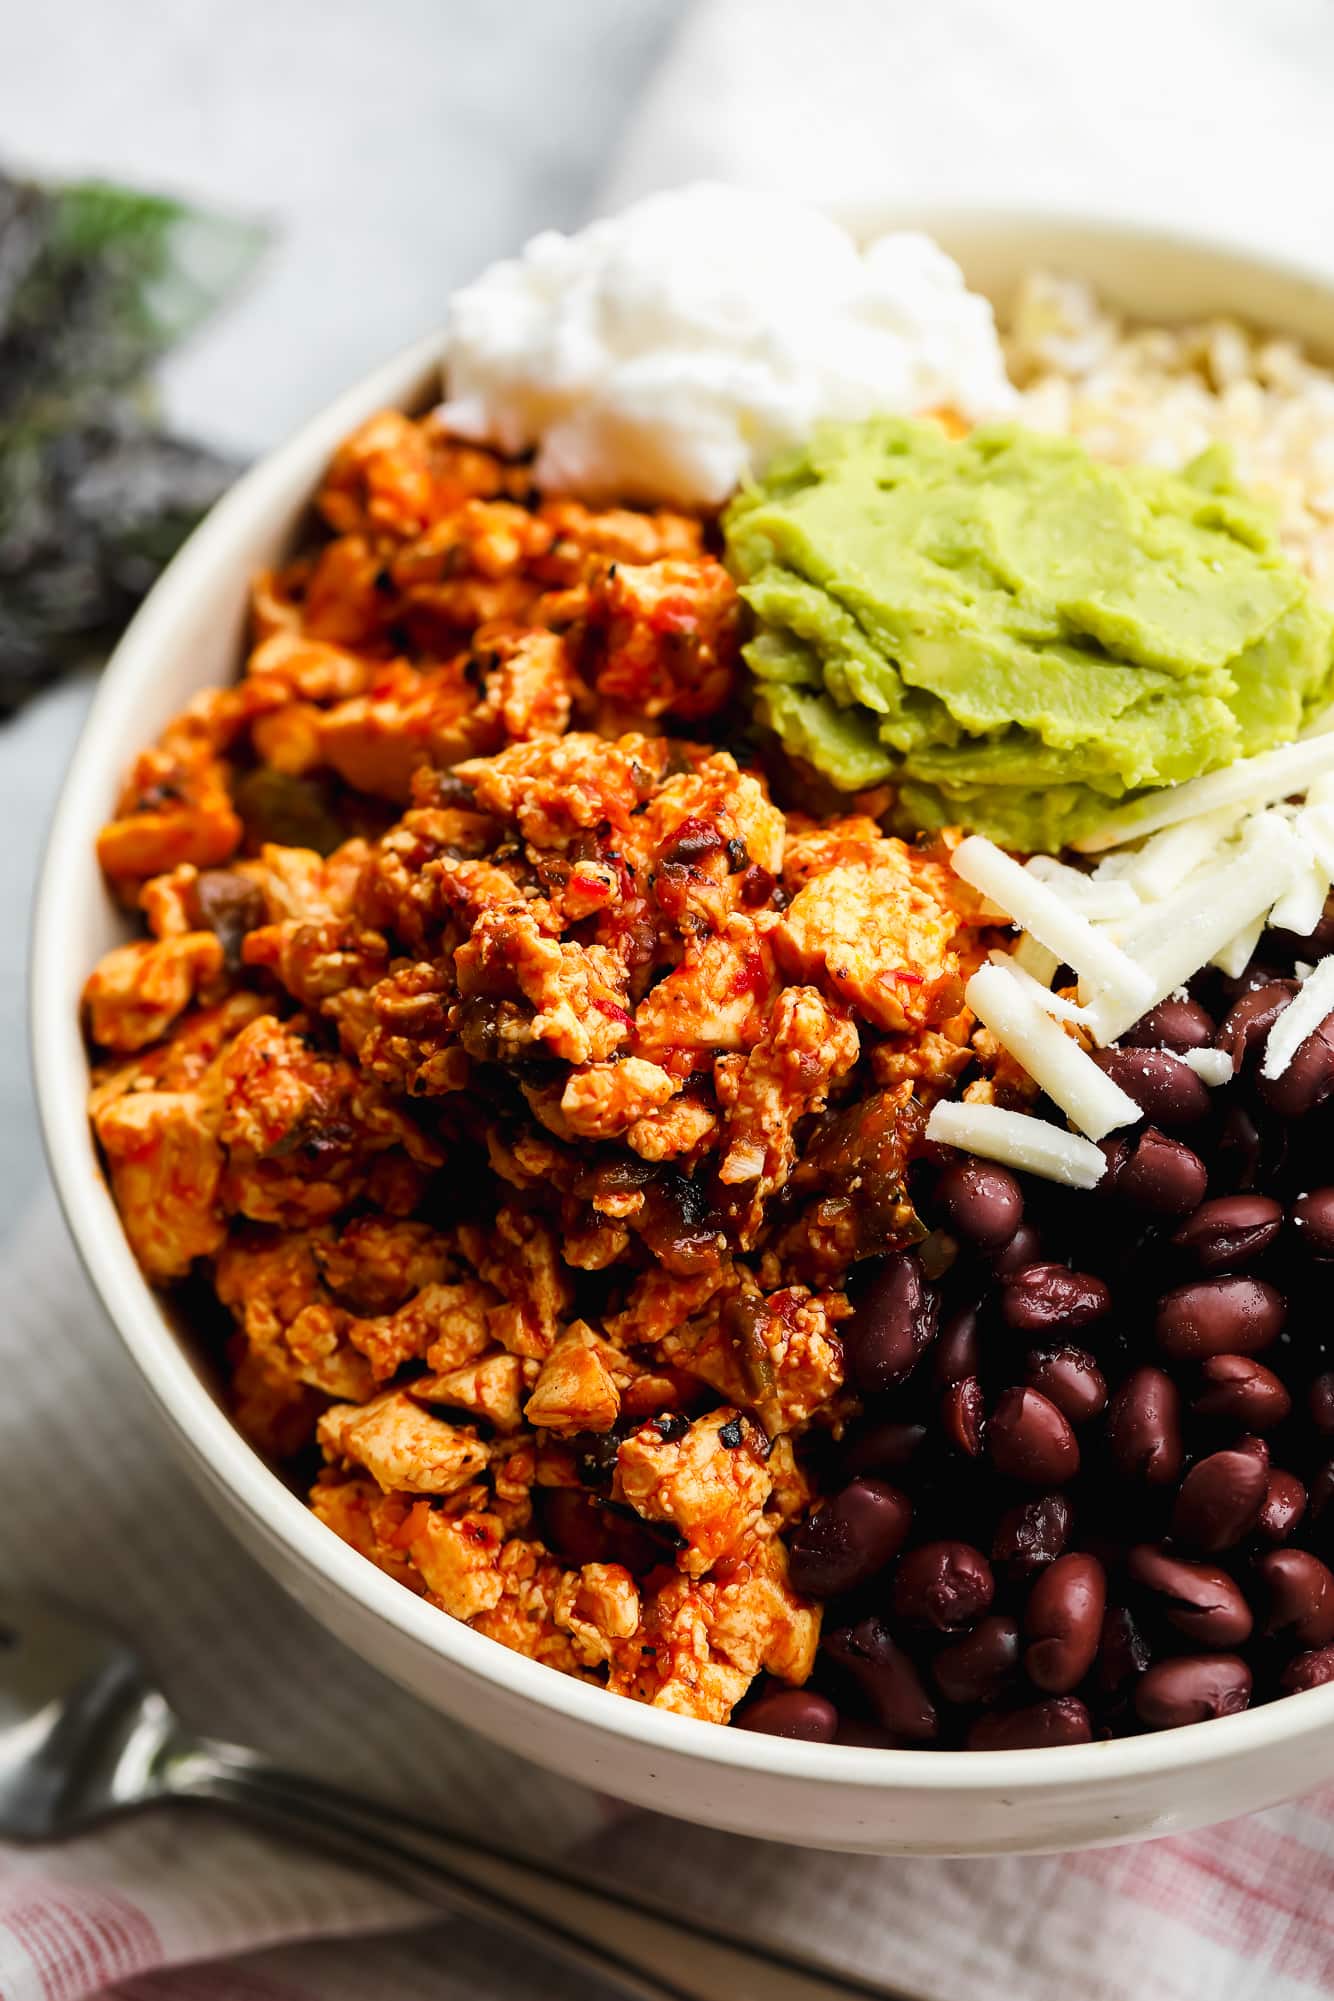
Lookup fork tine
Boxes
[0,1590,172,1839]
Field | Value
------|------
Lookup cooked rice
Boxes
[1005,271,1334,604]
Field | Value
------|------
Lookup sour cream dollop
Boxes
[440,182,1015,508]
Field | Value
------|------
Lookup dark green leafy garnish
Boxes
[0,166,268,713]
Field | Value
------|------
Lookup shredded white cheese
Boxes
[1087,817,1305,1044]
[1024,854,1140,921]
[1212,914,1266,980]
[953,836,1153,1022]
[1269,857,1331,938]
[926,1100,1108,1189]
[1295,801,1334,882]
[1011,933,1060,986]
[988,951,1092,1022]
[1114,808,1247,903]
[1261,956,1334,1080]
[944,726,1334,1129]
[965,962,1142,1141]
[1180,1047,1234,1087]
[1115,815,1301,955]
[1074,734,1334,855]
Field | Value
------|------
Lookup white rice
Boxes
[1004,271,1334,603]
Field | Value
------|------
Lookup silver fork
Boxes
[0,1592,892,2001]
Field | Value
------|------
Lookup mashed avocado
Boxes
[723,419,1334,849]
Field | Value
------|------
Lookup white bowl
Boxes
[33,211,1334,1857]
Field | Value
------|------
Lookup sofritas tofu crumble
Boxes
[83,408,1005,1727]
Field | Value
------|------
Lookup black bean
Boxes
[1126,1544,1253,1648]
[1172,1440,1270,1551]
[1257,1549,1334,1647]
[1093,1048,1211,1126]
[1215,1103,1264,1192]
[735,1687,840,1742]
[1121,995,1215,1053]
[1291,1188,1334,1260]
[1215,980,1298,1071]
[822,1619,938,1741]
[1270,900,1334,963]
[988,1387,1079,1484]
[1000,1264,1110,1333]
[1106,1366,1184,1486]
[992,1493,1073,1574]
[1024,1346,1107,1425]
[1114,1128,1208,1218]
[1192,1354,1292,1430]
[1218,959,1289,997]
[844,1252,938,1393]
[787,1478,912,1600]
[1258,1015,1334,1119]
[934,1158,1023,1253]
[1024,1553,1106,1693]
[892,1540,994,1631]
[1097,1604,1151,1696]
[967,1697,1093,1750]
[836,1419,929,1482]
[1257,1469,1307,1544]
[1171,1196,1283,1274]
[1281,1644,1334,1693]
[942,1376,986,1457]
[931,1615,1021,1706]
[993,1222,1044,1276]
[832,1717,897,1749]
[933,1304,981,1388]
[1310,1373,1334,1435]
[1155,1278,1286,1359]
[1134,1655,1252,1729]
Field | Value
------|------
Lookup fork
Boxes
[0,1592,893,2001]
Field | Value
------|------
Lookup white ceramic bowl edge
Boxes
[33,215,1334,1855]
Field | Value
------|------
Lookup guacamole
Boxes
[723,419,1334,850]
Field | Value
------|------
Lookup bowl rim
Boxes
[32,204,1334,1803]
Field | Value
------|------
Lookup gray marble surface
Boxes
[0,0,680,1232]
